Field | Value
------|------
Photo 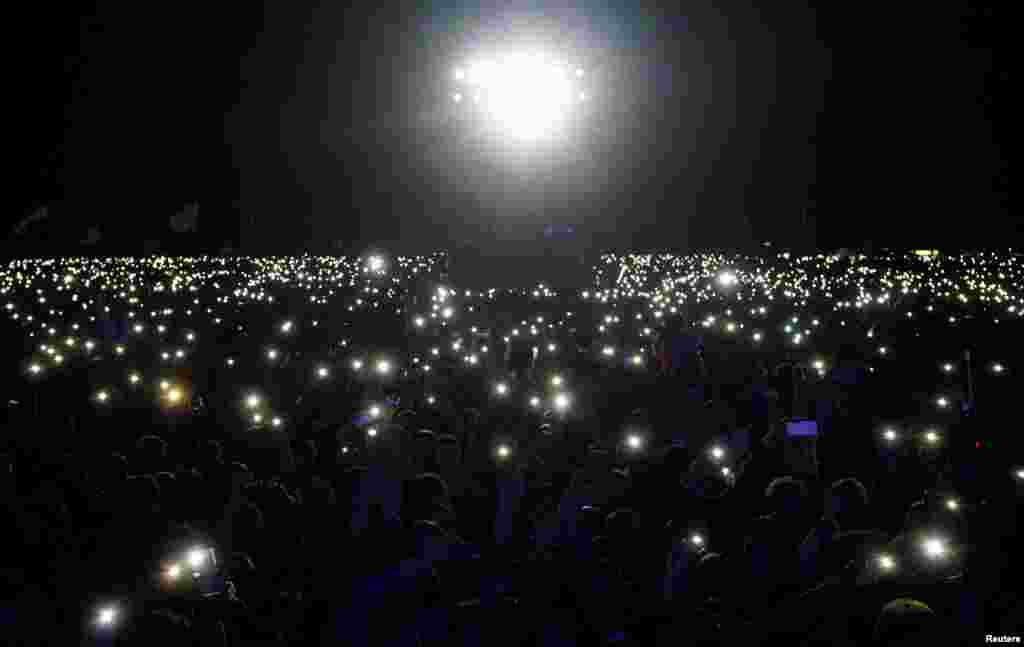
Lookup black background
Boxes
[6,1,1011,256]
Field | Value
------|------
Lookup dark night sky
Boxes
[6,1,1011,256]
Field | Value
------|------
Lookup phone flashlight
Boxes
[709,446,725,461]
[553,393,571,412]
[187,548,207,569]
[95,605,118,628]
[883,428,899,442]
[922,537,947,560]
[165,563,182,581]
[876,553,896,572]
[625,434,643,451]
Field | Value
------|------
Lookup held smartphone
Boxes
[785,419,819,438]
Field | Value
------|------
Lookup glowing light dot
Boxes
[187,549,206,568]
[923,537,947,558]
[97,607,117,627]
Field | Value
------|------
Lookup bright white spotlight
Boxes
[626,434,643,450]
[718,272,737,287]
[465,53,575,140]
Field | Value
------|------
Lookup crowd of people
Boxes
[0,249,1021,645]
